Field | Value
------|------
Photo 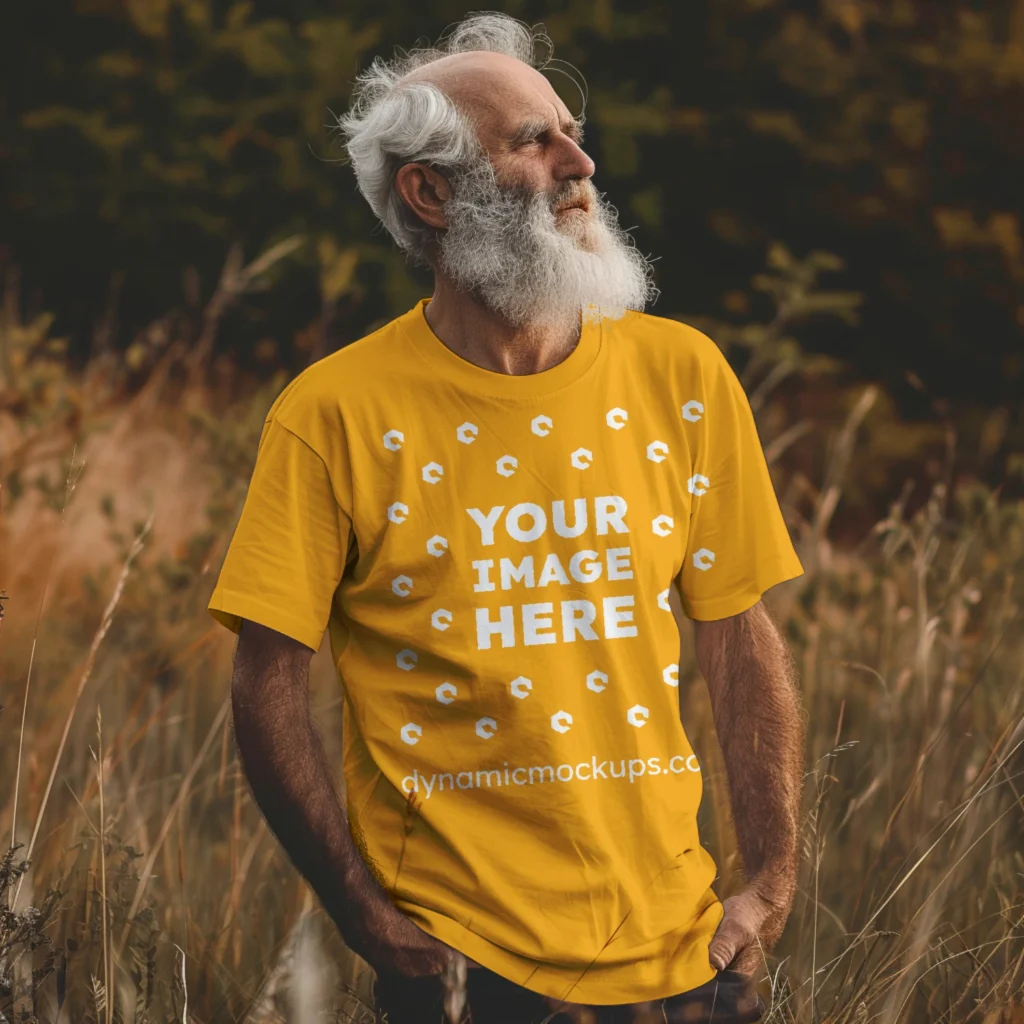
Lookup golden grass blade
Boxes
[7,448,83,870]
[817,730,1024,995]
[11,513,150,913]
[96,706,112,1024]
[116,696,230,959]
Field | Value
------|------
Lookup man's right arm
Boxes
[230,619,454,978]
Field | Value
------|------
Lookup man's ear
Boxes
[393,163,452,231]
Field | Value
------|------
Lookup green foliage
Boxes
[2,0,418,364]
[2,0,1023,450]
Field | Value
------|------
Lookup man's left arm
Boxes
[694,599,805,976]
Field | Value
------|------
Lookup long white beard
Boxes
[437,161,658,329]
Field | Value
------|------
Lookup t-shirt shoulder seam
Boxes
[266,416,327,459]
[263,417,354,520]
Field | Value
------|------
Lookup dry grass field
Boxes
[2,249,1023,1023]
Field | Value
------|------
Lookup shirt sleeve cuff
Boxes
[207,587,326,653]
[680,555,805,622]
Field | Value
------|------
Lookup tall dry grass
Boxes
[1,247,1022,1023]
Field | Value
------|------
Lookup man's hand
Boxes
[348,893,457,978]
[708,876,790,976]
[230,621,484,984]
[230,621,466,981]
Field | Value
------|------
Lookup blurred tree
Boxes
[0,0,1021,471]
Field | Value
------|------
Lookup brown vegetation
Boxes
[1,247,1023,1022]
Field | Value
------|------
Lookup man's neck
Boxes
[423,275,581,376]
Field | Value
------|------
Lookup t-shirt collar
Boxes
[399,298,604,399]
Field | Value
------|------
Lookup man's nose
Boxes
[555,138,596,182]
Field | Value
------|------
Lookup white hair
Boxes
[438,165,659,328]
[335,12,559,263]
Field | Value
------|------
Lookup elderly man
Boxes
[208,12,805,1024]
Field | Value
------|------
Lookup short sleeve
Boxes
[207,417,352,651]
[676,343,803,621]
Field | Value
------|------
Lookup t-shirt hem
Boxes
[411,911,720,1005]
[682,557,805,622]
[207,588,325,652]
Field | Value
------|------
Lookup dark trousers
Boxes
[374,963,767,1024]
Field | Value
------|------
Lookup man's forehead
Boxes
[401,51,571,137]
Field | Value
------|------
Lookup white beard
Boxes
[437,160,658,329]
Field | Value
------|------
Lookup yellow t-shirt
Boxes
[208,299,803,1005]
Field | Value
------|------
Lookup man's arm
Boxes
[230,619,454,977]
[694,600,805,975]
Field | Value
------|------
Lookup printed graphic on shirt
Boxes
[368,394,718,767]
[207,300,804,1006]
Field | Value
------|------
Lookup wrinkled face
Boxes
[469,63,600,251]
[400,52,656,326]
[403,51,599,246]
